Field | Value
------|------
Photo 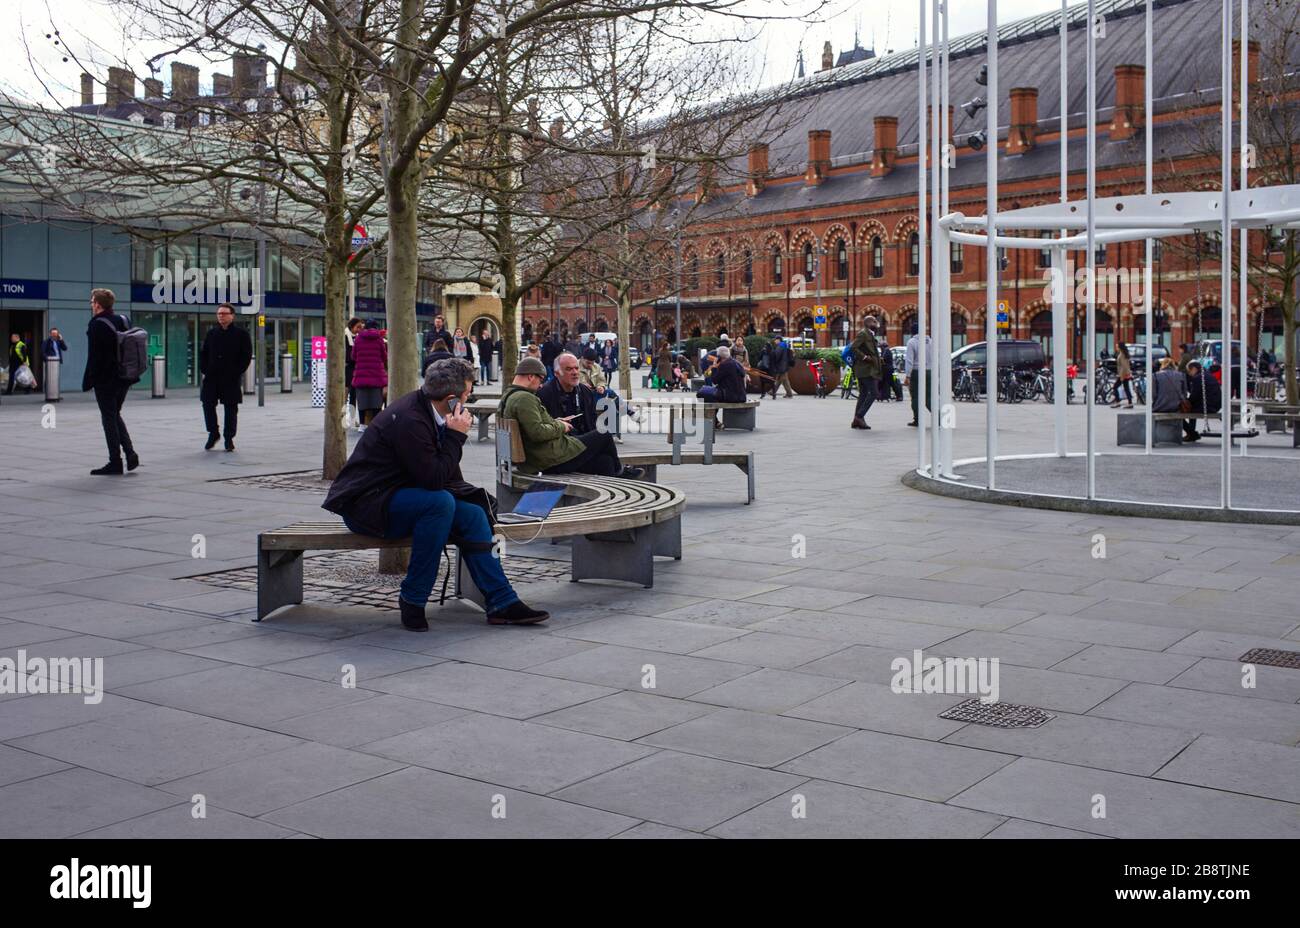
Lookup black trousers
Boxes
[544,430,622,477]
[909,370,933,423]
[854,375,878,420]
[93,381,135,464]
[203,400,239,439]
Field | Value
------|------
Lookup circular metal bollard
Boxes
[43,358,61,402]
[280,354,294,393]
[151,355,166,398]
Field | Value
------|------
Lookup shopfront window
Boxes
[132,236,167,283]
[200,235,228,269]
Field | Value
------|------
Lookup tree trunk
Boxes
[618,288,632,400]
[322,252,350,479]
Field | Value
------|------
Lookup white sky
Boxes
[2,0,1073,107]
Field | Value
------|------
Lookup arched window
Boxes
[950,241,963,274]
[908,233,920,276]
[871,236,884,278]
[688,254,700,290]
[771,246,783,285]
[803,242,814,277]
[743,249,753,287]
[714,252,726,289]
[1039,232,1053,269]
[835,239,848,280]
[951,312,968,349]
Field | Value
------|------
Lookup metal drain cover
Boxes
[1239,648,1300,670]
[939,699,1055,729]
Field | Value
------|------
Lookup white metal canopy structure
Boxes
[915,0,1292,515]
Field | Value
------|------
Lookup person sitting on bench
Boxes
[1183,359,1221,443]
[539,352,600,435]
[500,357,642,478]
[698,345,747,429]
[323,357,549,631]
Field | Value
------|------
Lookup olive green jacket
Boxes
[850,329,882,380]
[498,385,584,473]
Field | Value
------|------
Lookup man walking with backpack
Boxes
[83,288,144,475]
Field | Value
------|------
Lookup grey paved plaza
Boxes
[1,380,1298,839]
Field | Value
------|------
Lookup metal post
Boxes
[931,0,942,480]
[1085,0,1097,500]
[917,0,929,474]
[1052,248,1068,454]
[280,353,294,392]
[1220,0,1233,507]
[1239,0,1250,456]
[43,357,61,402]
[986,0,999,489]
[1059,0,1069,455]
[151,354,166,398]
[1144,0,1154,454]
[257,234,267,407]
[674,229,682,352]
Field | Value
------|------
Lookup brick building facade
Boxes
[523,0,1295,365]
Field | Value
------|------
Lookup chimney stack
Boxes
[80,73,94,106]
[1007,87,1038,154]
[1111,64,1145,141]
[143,78,164,99]
[926,104,956,144]
[820,41,834,72]
[170,62,199,101]
[871,116,898,177]
[106,67,135,107]
[805,129,831,186]
[212,73,233,98]
[232,53,267,98]
[747,143,769,196]
[1232,39,1260,112]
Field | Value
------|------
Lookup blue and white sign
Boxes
[0,278,50,300]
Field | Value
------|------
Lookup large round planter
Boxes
[787,358,842,395]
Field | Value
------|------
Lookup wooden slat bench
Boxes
[1118,411,1260,447]
[256,472,685,621]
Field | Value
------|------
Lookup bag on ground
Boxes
[14,364,36,389]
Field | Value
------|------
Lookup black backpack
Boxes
[98,315,149,383]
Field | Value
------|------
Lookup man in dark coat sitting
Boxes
[538,351,601,435]
[1183,359,1222,442]
[323,358,549,631]
[199,303,253,452]
[698,346,747,404]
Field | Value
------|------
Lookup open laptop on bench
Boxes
[495,481,567,524]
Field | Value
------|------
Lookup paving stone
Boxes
[655,600,795,629]
[182,631,351,667]
[533,691,717,741]
[990,664,1128,714]
[929,630,1090,669]
[1165,629,1300,661]
[0,768,182,838]
[689,668,851,715]
[950,757,1300,838]
[794,643,921,685]
[780,730,1015,801]
[552,751,803,831]
[1167,657,1300,703]
[365,661,614,718]
[1089,682,1300,745]
[115,664,372,726]
[611,822,713,839]
[422,630,597,670]
[709,779,1003,839]
[928,564,1096,594]
[1075,598,1297,638]
[1154,735,1300,803]
[270,694,469,748]
[1006,613,1191,650]
[0,743,70,787]
[265,765,637,838]
[689,632,845,669]
[830,597,1037,632]
[741,585,869,611]
[639,708,850,767]
[555,615,747,654]
[0,621,81,649]
[0,692,152,741]
[747,610,960,649]
[527,644,756,698]
[1048,644,1198,684]
[944,711,1195,776]
[158,742,406,815]
[361,713,656,793]
[11,704,302,785]
[78,804,295,839]
[982,819,1108,839]
[784,681,968,740]
[264,646,441,683]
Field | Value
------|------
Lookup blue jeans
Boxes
[346,489,518,611]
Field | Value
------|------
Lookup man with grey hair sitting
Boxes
[324,357,549,630]
[697,345,747,405]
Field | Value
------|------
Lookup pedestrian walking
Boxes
[83,288,142,475]
[199,303,254,452]
[476,329,494,383]
[849,316,882,430]
[905,332,933,427]
[352,320,388,430]
[344,317,363,428]
[6,333,33,394]
[1110,342,1134,408]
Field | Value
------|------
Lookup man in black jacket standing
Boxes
[322,357,549,631]
[83,288,138,476]
[200,304,254,452]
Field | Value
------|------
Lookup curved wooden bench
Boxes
[256,473,685,621]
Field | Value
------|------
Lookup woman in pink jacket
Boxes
[350,320,388,429]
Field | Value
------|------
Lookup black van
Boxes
[951,339,1046,374]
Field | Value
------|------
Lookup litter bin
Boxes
[151,355,166,398]
[280,354,294,393]
[243,361,256,395]
[43,358,61,402]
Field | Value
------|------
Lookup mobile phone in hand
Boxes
[447,397,462,414]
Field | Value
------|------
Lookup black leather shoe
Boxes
[486,601,550,626]
[224,438,235,452]
[204,432,220,450]
[126,452,140,471]
[91,462,124,476]
[399,597,429,631]
[619,465,646,480]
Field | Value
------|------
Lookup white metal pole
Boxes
[1144,0,1154,454]
[986,0,999,488]
[918,0,929,473]
[1086,0,1097,499]
[1056,0,1069,456]
[938,0,954,476]
[942,7,950,217]
[1239,0,1250,456]
[931,0,943,480]
[1221,0,1233,507]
